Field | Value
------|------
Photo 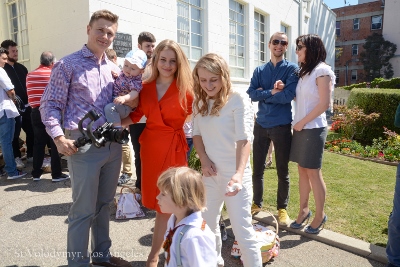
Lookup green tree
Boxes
[360,33,397,79]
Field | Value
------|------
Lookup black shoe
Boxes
[52,173,70,182]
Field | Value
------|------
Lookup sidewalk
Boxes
[0,158,388,267]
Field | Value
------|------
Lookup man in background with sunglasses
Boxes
[247,31,299,226]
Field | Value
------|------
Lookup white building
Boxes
[0,0,336,89]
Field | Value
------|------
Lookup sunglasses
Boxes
[271,39,288,46]
[296,44,305,51]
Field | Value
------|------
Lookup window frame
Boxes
[336,21,341,36]
[353,18,360,30]
[5,0,29,64]
[371,15,382,30]
[352,44,358,56]
[228,0,246,78]
[351,70,357,81]
[254,11,268,68]
[177,0,203,69]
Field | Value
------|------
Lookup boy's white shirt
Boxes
[164,211,217,267]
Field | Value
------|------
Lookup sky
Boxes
[323,0,359,9]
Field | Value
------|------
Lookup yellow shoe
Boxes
[278,209,291,226]
[251,203,261,215]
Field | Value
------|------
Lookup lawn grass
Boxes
[261,151,397,247]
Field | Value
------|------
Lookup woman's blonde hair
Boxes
[157,167,206,214]
[144,39,193,111]
[192,53,231,116]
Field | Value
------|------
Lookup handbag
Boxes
[115,186,145,219]
[231,210,280,263]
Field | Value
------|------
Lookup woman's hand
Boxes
[293,121,306,131]
[200,155,217,177]
[225,173,243,197]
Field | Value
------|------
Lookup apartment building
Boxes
[333,0,385,87]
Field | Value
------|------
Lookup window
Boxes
[334,70,339,84]
[229,0,246,78]
[6,0,29,64]
[280,24,288,34]
[371,15,382,30]
[177,0,203,69]
[254,11,267,67]
[336,21,341,36]
[352,44,358,55]
[335,46,342,61]
[351,70,357,81]
[353,18,360,30]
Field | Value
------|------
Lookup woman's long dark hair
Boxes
[296,34,327,78]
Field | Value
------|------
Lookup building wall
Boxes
[307,1,336,70]
[0,0,335,89]
[333,0,384,87]
[26,0,90,69]
[382,0,400,78]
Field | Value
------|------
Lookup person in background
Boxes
[122,39,193,267]
[265,141,274,168]
[386,103,400,267]
[183,118,193,161]
[1,39,34,169]
[157,167,217,267]
[128,31,156,191]
[40,10,131,267]
[289,34,335,234]
[192,53,262,266]
[0,47,26,180]
[247,32,299,225]
[27,51,70,182]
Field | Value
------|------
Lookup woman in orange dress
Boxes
[123,39,193,267]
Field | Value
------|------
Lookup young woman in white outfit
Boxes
[192,53,262,266]
[289,34,335,234]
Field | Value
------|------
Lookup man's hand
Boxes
[124,97,139,109]
[54,136,78,156]
[113,96,126,105]
[274,80,285,90]
[111,71,118,79]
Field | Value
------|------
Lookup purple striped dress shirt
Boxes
[40,45,120,139]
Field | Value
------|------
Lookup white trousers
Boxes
[202,168,262,267]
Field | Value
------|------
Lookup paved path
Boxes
[0,159,387,267]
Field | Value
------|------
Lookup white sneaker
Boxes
[8,171,27,180]
[33,175,42,181]
[15,157,25,169]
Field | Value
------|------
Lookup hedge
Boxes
[347,88,400,142]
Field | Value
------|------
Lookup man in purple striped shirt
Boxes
[40,10,131,267]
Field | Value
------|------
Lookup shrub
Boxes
[340,77,400,91]
[188,148,202,172]
[332,105,380,141]
[347,88,400,142]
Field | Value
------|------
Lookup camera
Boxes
[74,109,129,148]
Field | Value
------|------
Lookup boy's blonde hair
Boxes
[157,167,206,213]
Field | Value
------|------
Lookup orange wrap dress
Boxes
[129,79,193,212]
